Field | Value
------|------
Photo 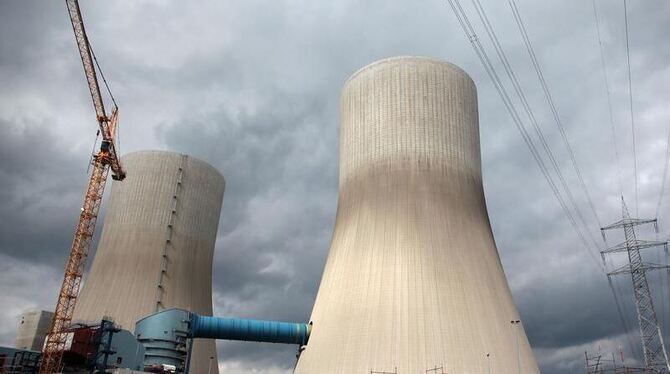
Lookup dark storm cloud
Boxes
[156,80,340,369]
[1,0,669,373]
[0,112,108,265]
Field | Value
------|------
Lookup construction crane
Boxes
[40,1,125,372]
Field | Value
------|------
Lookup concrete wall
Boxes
[295,57,539,373]
[73,150,224,374]
[14,309,53,351]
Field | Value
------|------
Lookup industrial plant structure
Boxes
[4,56,546,374]
[72,150,225,374]
[294,56,539,373]
[14,310,53,352]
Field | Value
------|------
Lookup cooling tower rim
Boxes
[343,55,475,88]
[121,149,225,184]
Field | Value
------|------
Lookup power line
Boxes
[593,1,645,362]
[468,0,602,252]
[592,0,623,199]
[446,0,602,269]
[507,0,602,229]
[623,0,638,217]
[446,2,645,359]
[89,46,121,156]
[655,125,670,220]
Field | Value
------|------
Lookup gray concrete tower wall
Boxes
[73,150,224,374]
[294,57,539,373]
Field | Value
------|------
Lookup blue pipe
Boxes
[135,309,311,371]
[190,314,311,346]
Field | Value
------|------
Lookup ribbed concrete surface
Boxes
[294,57,539,373]
[73,150,224,374]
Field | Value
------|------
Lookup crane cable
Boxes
[90,46,117,110]
[89,44,121,156]
[446,0,602,270]
[592,0,639,361]
[507,0,602,229]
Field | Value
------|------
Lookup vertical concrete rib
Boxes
[294,56,539,373]
[73,150,225,374]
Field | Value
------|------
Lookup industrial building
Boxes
[294,56,539,373]
[15,310,54,352]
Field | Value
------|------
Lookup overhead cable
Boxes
[655,125,670,220]
[90,47,118,110]
[592,0,624,200]
[446,0,641,356]
[623,0,638,216]
[446,0,602,269]
[468,0,602,252]
[508,0,602,229]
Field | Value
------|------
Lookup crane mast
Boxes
[40,1,125,372]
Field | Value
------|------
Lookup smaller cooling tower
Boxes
[73,150,224,374]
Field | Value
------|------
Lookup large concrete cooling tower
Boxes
[294,57,539,373]
[73,150,224,374]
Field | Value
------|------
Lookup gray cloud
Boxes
[0,1,669,373]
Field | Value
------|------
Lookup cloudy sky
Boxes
[1,0,669,372]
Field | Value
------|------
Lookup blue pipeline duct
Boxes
[190,313,311,346]
[135,309,311,372]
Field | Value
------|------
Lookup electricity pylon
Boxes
[601,198,670,372]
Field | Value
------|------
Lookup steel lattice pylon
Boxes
[601,198,670,373]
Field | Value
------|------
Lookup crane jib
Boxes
[65,0,106,121]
